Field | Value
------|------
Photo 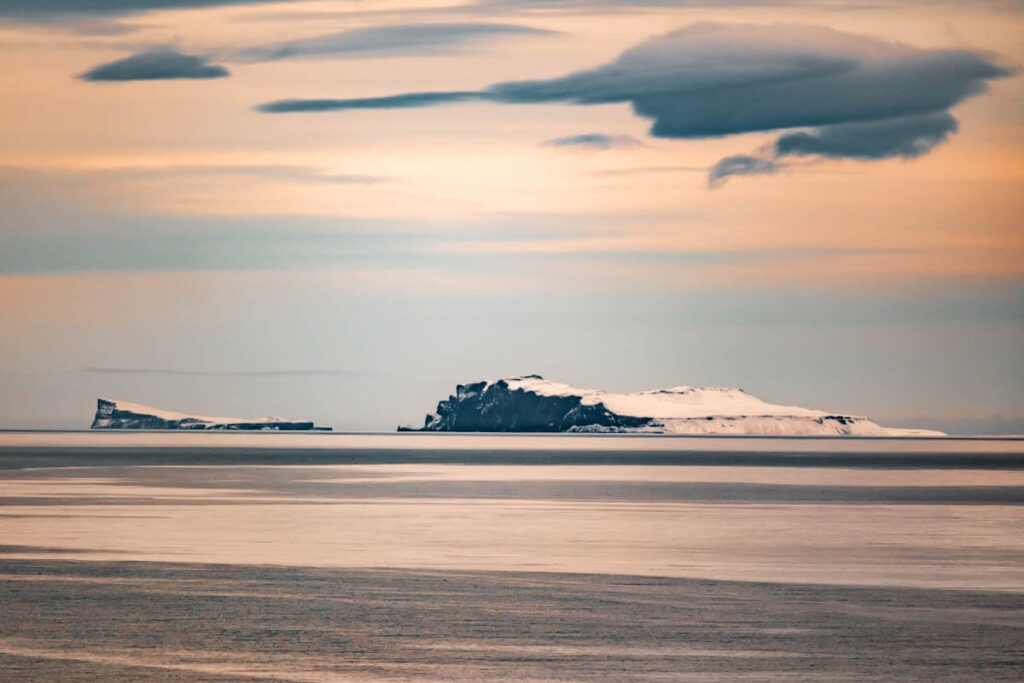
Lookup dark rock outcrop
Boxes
[403,376,653,433]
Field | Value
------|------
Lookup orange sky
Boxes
[0,0,1021,430]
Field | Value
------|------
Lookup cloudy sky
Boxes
[1,0,1021,432]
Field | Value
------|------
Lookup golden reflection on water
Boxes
[0,463,1021,591]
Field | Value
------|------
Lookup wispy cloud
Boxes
[84,367,373,377]
[237,22,557,61]
[258,91,486,113]
[541,133,643,150]
[589,165,706,176]
[77,22,556,84]
[0,0,299,19]
[111,164,389,185]
[80,48,228,81]
[477,0,1023,11]
[5,0,1014,20]
[1,164,389,186]
[708,155,782,187]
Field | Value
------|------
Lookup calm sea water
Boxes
[1,432,1022,680]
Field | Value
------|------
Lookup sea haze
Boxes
[0,432,1021,680]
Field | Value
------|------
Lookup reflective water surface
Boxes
[1,433,1021,680]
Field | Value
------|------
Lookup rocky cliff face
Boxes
[413,377,654,433]
[402,376,944,436]
[91,398,328,430]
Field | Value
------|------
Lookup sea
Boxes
[0,431,1021,681]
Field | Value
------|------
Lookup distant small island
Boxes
[400,375,944,436]
[91,398,330,431]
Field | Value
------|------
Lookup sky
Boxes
[0,0,1021,433]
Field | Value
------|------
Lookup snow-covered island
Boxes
[401,376,944,436]
[91,398,330,431]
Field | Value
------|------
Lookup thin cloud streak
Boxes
[236,22,558,62]
[120,164,390,185]
[74,22,557,83]
[258,91,487,113]
[1,164,390,186]
[589,165,707,176]
[542,133,643,150]
[0,0,302,19]
[84,367,374,377]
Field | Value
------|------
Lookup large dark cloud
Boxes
[238,23,556,62]
[258,23,1010,185]
[80,48,228,81]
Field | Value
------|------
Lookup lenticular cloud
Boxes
[257,23,1011,185]
[486,23,1009,184]
[80,48,228,81]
